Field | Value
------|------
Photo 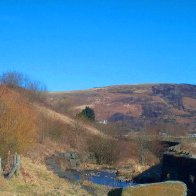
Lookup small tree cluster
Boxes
[77,106,95,121]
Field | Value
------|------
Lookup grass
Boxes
[0,156,109,195]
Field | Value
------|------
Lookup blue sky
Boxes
[0,0,195,91]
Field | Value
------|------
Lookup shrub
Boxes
[0,86,38,158]
[87,136,120,165]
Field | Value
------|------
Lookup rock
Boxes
[69,159,81,169]
[63,152,72,159]
[121,181,187,196]
[70,152,78,159]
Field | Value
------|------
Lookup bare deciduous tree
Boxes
[135,134,148,165]
[0,71,24,88]
[0,71,47,102]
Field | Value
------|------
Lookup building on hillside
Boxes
[98,120,108,124]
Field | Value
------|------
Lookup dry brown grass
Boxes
[0,156,89,195]
[181,139,196,155]
[25,138,72,163]
[115,159,150,180]
[0,86,38,157]
[35,104,107,137]
[0,156,109,195]
[183,97,196,110]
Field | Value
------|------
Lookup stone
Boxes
[69,159,81,169]
[121,181,187,196]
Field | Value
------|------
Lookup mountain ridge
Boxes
[49,83,196,93]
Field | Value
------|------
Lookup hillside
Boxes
[0,85,111,195]
[0,83,194,195]
[48,83,196,133]
[35,104,107,137]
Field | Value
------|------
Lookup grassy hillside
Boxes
[0,85,111,195]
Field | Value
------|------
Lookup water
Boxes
[64,170,135,188]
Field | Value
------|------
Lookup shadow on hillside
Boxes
[108,188,122,196]
[132,141,180,184]
[107,164,162,196]
[133,163,162,184]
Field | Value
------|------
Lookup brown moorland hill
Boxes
[48,83,196,133]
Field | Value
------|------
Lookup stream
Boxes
[64,169,136,188]
[47,141,181,189]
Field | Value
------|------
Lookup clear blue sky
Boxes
[0,0,195,91]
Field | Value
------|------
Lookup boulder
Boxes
[121,181,187,196]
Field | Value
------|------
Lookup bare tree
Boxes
[0,71,24,88]
[136,134,148,165]
[0,71,47,102]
